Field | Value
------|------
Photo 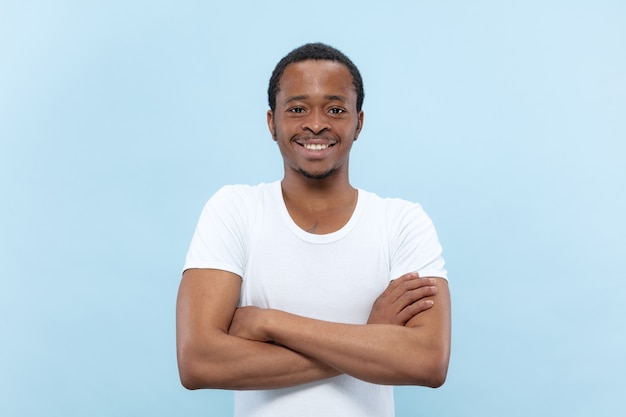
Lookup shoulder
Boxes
[211,182,273,198]
[360,189,429,221]
[206,181,278,208]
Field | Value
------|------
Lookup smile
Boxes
[303,143,331,151]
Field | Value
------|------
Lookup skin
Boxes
[268,60,365,233]
[177,270,442,389]
[176,59,451,390]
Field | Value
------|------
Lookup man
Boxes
[177,43,451,417]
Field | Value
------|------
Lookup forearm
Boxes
[263,312,449,387]
[177,330,340,390]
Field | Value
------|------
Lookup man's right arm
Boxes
[176,268,340,390]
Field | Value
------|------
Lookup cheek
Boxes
[271,119,288,140]
[348,123,361,141]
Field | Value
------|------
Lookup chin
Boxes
[298,168,336,180]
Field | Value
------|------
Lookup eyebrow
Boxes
[285,94,348,104]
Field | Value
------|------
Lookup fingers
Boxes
[392,280,437,322]
[368,273,439,326]
[387,273,438,305]
[376,274,438,324]
[396,297,435,324]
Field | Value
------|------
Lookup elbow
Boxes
[422,352,449,388]
[177,332,241,390]
[403,350,449,388]
[179,372,201,391]
[180,375,200,391]
[177,347,220,390]
[423,366,447,388]
[177,344,238,390]
[177,354,204,390]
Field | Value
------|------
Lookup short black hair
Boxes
[267,43,364,112]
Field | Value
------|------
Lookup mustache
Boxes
[292,133,337,142]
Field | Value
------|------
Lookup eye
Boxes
[329,107,345,114]
[289,107,305,114]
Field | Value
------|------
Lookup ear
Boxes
[267,110,277,140]
[354,110,364,141]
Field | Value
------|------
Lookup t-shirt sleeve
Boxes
[387,200,447,281]
[182,185,249,277]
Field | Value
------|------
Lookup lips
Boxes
[294,136,337,152]
[303,143,330,150]
[297,141,336,155]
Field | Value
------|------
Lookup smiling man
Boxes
[176,43,451,417]
[270,59,362,183]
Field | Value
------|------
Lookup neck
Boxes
[280,172,357,234]
[281,172,354,206]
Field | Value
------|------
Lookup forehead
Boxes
[277,60,356,100]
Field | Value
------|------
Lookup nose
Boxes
[302,109,330,135]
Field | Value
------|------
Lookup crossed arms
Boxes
[176,268,451,390]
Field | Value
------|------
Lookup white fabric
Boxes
[183,181,447,417]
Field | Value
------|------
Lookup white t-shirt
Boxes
[184,181,447,417]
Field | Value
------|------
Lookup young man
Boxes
[177,43,451,417]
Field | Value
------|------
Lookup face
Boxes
[268,60,364,181]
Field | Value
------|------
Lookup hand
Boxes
[228,306,273,342]
[367,273,438,326]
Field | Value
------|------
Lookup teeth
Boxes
[304,144,329,151]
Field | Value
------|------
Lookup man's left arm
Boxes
[229,276,450,387]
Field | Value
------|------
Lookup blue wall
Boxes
[1,1,624,415]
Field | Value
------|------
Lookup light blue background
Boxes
[1,1,625,416]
